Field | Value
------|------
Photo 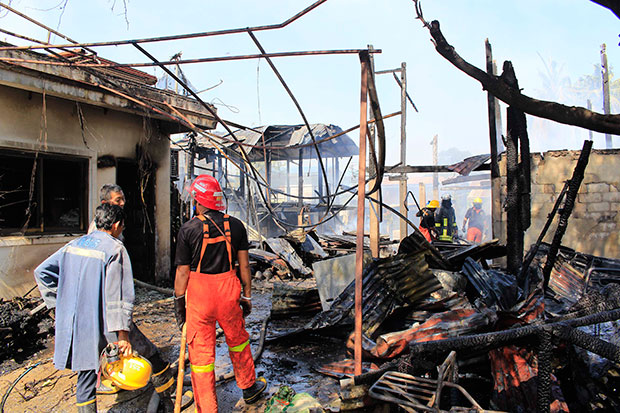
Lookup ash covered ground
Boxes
[0,279,347,412]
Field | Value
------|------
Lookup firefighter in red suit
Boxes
[463,197,487,243]
[416,200,439,242]
[173,175,267,412]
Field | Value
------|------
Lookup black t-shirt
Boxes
[175,211,249,274]
[465,207,486,230]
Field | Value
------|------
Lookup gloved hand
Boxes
[174,294,186,331]
[240,297,252,317]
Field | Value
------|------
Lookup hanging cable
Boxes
[246,29,332,216]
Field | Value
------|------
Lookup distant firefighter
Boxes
[463,197,487,243]
[435,194,458,242]
[416,200,439,242]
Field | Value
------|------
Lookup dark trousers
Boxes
[129,321,168,374]
[76,370,97,406]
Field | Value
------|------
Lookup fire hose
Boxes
[0,360,46,413]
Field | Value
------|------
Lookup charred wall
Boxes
[494,148,620,259]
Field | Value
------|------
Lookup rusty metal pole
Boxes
[354,52,369,376]
[368,45,380,257]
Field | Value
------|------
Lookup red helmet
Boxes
[189,175,225,211]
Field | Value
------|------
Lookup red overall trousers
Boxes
[186,214,256,412]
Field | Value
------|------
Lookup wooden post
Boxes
[286,159,290,202]
[486,40,500,241]
[431,135,439,200]
[335,157,340,190]
[184,135,196,222]
[494,61,504,153]
[298,150,303,207]
[399,62,408,240]
[419,182,427,208]
[368,45,380,257]
[601,44,612,149]
[354,52,369,376]
[505,116,521,274]
[242,163,249,223]
[265,152,272,200]
[504,62,527,275]
[492,59,504,241]
[486,39,500,180]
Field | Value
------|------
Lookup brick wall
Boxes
[493,148,620,259]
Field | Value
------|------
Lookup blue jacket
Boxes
[34,231,134,371]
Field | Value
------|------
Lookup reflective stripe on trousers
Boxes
[437,217,452,241]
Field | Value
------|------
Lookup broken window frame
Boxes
[0,148,89,236]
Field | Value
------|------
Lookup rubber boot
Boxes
[96,378,121,395]
[77,402,97,413]
[243,376,267,404]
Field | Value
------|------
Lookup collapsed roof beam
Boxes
[0,0,330,51]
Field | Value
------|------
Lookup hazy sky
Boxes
[1,0,618,166]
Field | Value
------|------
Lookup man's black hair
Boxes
[99,184,124,202]
[95,203,125,230]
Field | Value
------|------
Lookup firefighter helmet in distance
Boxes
[100,344,152,391]
[426,200,440,209]
[473,197,483,205]
[189,174,225,211]
[441,194,452,201]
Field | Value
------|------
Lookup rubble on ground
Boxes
[256,227,620,412]
[4,228,620,412]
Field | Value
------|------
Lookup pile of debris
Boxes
[0,297,51,363]
[249,229,397,282]
[256,226,620,412]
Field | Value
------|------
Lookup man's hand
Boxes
[240,297,252,317]
[117,330,132,357]
[174,294,186,331]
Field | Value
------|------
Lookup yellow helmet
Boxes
[427,200,440,209]
[473,197,482,204]
[100,344,152,391]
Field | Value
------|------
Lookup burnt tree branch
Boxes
[426,20,620,135]
[591,0,620,19]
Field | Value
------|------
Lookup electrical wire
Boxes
[0,2,396,232]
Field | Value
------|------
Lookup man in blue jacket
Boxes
[35,204,134,412]
[89,184,175,399]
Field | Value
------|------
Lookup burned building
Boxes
[0,45,217,296]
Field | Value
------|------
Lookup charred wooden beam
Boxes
[537,328,553,413]
[419,19,620,135]
[407,305,620,357]
[505,108,522,273]
[520,182,569,278]
[542,140,593,290]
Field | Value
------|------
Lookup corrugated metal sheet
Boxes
[216,123,358,161]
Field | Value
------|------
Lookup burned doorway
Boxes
[117,158,155,282]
